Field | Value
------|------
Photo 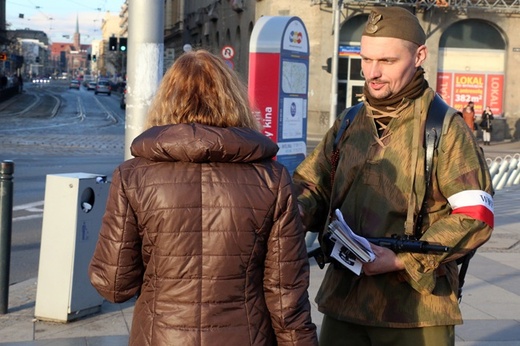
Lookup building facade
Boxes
[5,29,48,78]
[160,0,520,140]
[97,11,126,79]
[163,0,254,75]
[49,17,90,79]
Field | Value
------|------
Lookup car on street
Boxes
[95,80,111,96]
[87,81,97,91]
[69,80,80,90]
[82,75,93,87]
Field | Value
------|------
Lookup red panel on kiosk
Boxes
[248,53,280,143]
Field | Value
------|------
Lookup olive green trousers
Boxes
[319,314,455,346]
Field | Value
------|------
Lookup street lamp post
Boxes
[125,0,164,160]
[329,0,343,128]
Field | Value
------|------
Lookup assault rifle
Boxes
[366,235,450,254]
[308,234,450,269]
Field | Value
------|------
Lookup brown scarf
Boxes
[363,67,429,112]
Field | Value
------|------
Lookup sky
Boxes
[6,0,125,44]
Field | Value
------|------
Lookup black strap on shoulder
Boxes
[425,94,448,149]
[333,102,363,152]
[330,102,363,183]
[419,94,473,302]
[415,94,451,236]
[422,94,449,211]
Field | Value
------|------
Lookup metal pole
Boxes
[329,0,342,128]
[0,160,14,314]
[125,0,165,160]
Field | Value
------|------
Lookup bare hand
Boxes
[362,244,405,276]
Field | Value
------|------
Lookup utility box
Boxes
[35,173,110,322]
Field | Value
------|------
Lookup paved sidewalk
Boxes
[0,184,519,345]
[0,141,519,345]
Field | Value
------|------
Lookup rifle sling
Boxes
[416,94,448,236]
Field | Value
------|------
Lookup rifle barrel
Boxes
[366,237,450,253]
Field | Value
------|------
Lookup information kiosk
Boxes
[249,16,310,174]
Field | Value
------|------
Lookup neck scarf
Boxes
[363,67,429,112]
[362,67,429,147]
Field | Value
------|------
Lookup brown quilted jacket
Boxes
[89,123,318,346]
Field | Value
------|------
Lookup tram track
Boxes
[0,81,126,155]
[0,82,124,132]
[0,90,61,119]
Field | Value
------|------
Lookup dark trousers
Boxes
[319,314,455,346]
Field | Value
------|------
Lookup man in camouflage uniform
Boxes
[293,7,494,346]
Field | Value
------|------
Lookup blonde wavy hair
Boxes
[145,49,260,131]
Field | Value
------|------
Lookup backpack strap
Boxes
[415,94,451,236]
[417,94,473,302]
[333,102,363,152]
[330,102,363,183]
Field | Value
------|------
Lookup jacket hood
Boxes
[130,123,279,163]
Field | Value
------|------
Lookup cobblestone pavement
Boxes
[0,134,125,156]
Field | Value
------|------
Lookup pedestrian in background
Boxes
[462,101,476,136]
[89,49,318,346]
[481,105,494,145]
[293,7,493,346]
[16,74,23,93]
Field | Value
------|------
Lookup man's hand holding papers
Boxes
[328,209,375,275]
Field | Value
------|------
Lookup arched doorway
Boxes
[436,20,506,116]
[336,14,368,113]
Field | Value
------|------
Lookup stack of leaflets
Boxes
[328,209,376,275]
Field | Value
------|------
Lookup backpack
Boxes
[330,94,474,302]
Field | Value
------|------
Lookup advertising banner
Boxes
[436,71,504,115]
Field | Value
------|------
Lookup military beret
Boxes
[362,7,426,46]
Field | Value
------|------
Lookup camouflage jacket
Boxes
[293,88,494,327]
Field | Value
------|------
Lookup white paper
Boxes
[329,236,364,275]
[328,209,376,263]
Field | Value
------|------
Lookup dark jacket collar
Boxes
[130,123,279,163]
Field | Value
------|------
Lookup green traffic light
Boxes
[119,38,127,52]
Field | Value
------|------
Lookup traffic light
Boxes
[119,38,127,52]
[87,54,91,61]
[109,37,117,51]
[92,55,97,62]
[0,53,6,61]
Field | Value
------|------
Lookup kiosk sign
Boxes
[248,16,309,174]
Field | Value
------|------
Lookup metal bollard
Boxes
[0,160,14,314]
[492,155,511,190]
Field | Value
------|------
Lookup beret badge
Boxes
[365,12,382,34]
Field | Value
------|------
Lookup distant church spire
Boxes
[73,14,80,50]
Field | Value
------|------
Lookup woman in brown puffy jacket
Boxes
[88,49,318,346]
